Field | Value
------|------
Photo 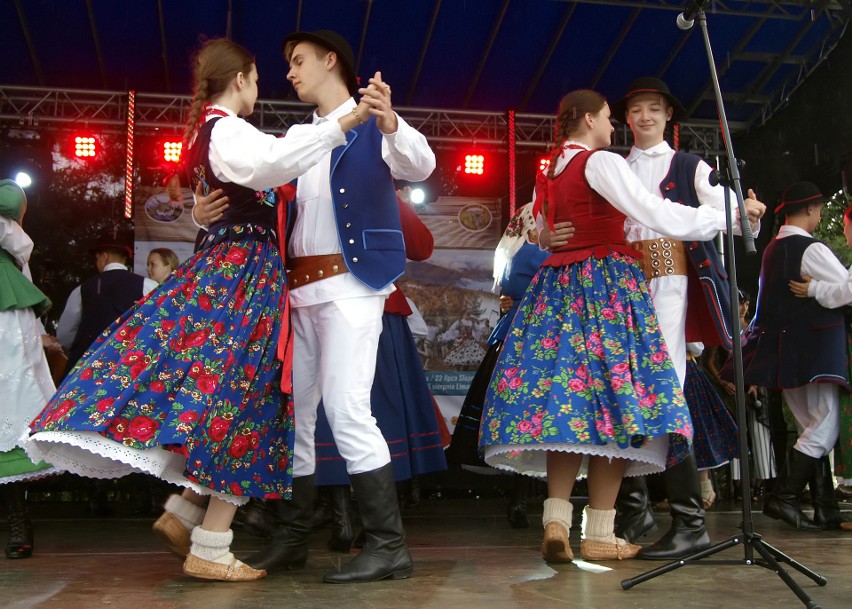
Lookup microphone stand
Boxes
[620,8,827,609]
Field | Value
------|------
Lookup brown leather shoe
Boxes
[541,522,574,562]
[152,512,190,558]
[183,554,267,581]
[840,521,852,531]
[580,538,641,561]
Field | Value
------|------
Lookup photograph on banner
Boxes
[133,180,198,276]
[402,196,503,432]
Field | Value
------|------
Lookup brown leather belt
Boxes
[286,253,348,289]
[630,237,688,280]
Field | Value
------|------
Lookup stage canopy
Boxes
[1,0,850,129]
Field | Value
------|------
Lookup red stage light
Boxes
[538,157,550,172]
[162,141,183,163]
[74,135,97,158]
[464,154,485,175]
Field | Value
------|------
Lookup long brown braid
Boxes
[182,38,255,147]
[546,89,607,180]
[541,90,607,219]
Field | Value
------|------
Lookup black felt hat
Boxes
[89,242,133,260]
[282,29,358,96]
[610,77,686,123]
[775,181,826,215]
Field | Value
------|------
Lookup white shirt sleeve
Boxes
[0,216,34,266]
[142,278,158,296]
[802,252,852,308]
[57,285,82,350]
[380,114,436,181]
[586,152,731,241]
[693,160,761,238]
[208,116,347,191]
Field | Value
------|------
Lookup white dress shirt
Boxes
[623,141,746,241]
[57,263,157,350]
[775,225,849,309]
[288,98,436,308]
[543,142,731,241]
[191,104,349,227]
[808,263,852,309]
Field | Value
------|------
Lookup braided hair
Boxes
[546,90,607,179]
[183,38,255,146]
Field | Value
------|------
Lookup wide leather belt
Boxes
[629,237,688,279]
[286,253,348,288]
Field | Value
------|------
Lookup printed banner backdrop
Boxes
[133,185,199,275]
[133,188,504,434]
[401,196,503,433]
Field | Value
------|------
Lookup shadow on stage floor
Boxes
[2,478,850,609]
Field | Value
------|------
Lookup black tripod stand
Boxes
[620,5,827,609]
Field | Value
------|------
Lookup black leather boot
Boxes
[244,474,315,571]
[310,487,334,531]
[327,485,355,553]
[233,498,282,540]
[810,456,850,530]
[763,448,822,531]
[638,454,711,560]
[4,482,34,559]
[323,464,413,583]
[614,475,656,543]
[506,474,530,529]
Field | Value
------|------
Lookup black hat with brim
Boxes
[610,76,687,124]
[775,181,826,215]
[282,30,359,96]
[89,242,133,259]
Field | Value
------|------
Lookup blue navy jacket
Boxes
[661,152,735,350]
[739,234,848,389]
[321,115,406,290]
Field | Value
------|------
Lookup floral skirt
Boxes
[27,227,294,502]
[480,253,692,478]
[683,359,738,470]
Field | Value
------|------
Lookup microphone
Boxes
[676,0,711,30]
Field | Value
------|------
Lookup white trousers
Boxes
[649,275,688,387]
[291,295,390,477]
[783,384,840,458]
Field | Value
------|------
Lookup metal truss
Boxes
[0,84,730,155]
[549,0,852,21]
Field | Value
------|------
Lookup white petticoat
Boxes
[26,430,248,506]
[483,434,670,479]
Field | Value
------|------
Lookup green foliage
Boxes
[813,189,852,267]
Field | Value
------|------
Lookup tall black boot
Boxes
[4,482,34,559]
[327,485,355,553]
[506,474,530,529]
[810,456,850,530]
[763,448,822,531]
[638,454,710,560]
[614,475,656,543]
[244,474,315,571]
[323,463,413,583]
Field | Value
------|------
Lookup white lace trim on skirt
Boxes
[483,435,669,479]
[25,430,248,506]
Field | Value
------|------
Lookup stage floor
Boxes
[2,498,849,609]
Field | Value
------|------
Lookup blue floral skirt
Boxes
[683,358,738,470]
[480,253,692,478]
[27,226,294,502]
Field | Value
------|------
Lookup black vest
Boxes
[660,152,734,349]
[67,268,145,371]
[740,234,848,389]
[186,117,279,246]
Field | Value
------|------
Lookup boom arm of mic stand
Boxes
[697,11,756,255]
